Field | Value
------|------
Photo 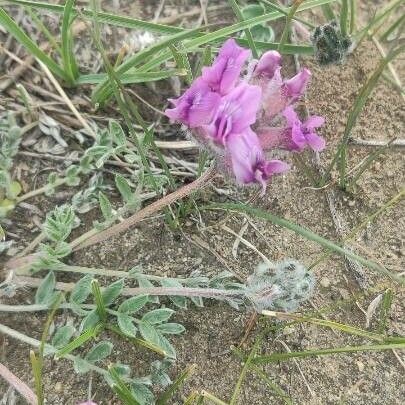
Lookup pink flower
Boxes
[253,50,282,79]
[284,68,311,100]
[78,401,97,405]
[226,129,289,191]
[201,38,250,95]
[203,82,262,145]
[165,78,221,127]
[164,38,326,191]
[261,68,311,118]
[282,106,325,152]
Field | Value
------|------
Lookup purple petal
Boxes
[207,83,262,144]
[305,132,326,151]
[164,79,221,127]
[254,50,282,79]
[225,129,263,184]
[225,83,262,133]
[304,115,325,130]
[78,402,97,405]
[284,68,311,99]
[262,159,290,176]
[187,91,222,127]
[202,38,251,95]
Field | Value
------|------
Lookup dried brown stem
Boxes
[0,363,38,405]
[70,166,216,251]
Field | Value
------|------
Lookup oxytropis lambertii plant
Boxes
[165,38,326,192]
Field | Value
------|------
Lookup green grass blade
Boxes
[349,0,356,34]
[262,311,388,342]
[233,347,293,404]
[169,42,193,84]
[5,0,336,34]
[4,0,184,35]
[259,0,316,28]
[206,202,404,284]
[378,288,393,334]
[156,364,196,405]
[0,7,69,81]
[379,14,405,42]
[252,342,405,364]
[77,69,186,84]
[339,0,349,37]
[55,326,100,359]
[29,350,43,405]
[26,6,61,55]
[109,366,141,405]
[230,338,261,405]
[321,44,405,187]
[309,189,405,270]
[61,0,79,83]
[321,3,336,20]
[354,0,402,44]
[227,0,258,58]
[91,279,107,321]
[278,0,303,52]
[90,0,332,103]
[348,138,396,190]
[91,25,206,104]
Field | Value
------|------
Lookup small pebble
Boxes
[356,361,365,372]
[54,382,63,393]
[320,277,331,288]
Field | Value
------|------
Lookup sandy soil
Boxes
[0,0,404,404]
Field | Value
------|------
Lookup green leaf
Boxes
[80,309,100,332]
[109,120,127,147]
[115,174,134,204]
[85,341,113,363]
[241,3,265,19]
[117,313,138,337]
[159,279,187,309]
[51,325,75,349]
[43,205,75,242]
[131,382,154,405]
[118,295,149,314]
[0,198,15,217]
[137,276,159,304]
[98,191,113,221]
[35,271,56,305]
[73,357,91,374]
[142,308,174,324]
[156,323,185,335]
[138,321,176,359]
[102,279,124,306]
[8,180,22,199]
[70,274,93,304]
[53,241,72,258]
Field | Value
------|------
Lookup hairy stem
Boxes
[70,165,216,250]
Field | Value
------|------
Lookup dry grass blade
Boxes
[0,363,38,405]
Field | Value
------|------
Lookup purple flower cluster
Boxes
[165,39,325,191]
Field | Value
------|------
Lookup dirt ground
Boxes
[0,0,404,404]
